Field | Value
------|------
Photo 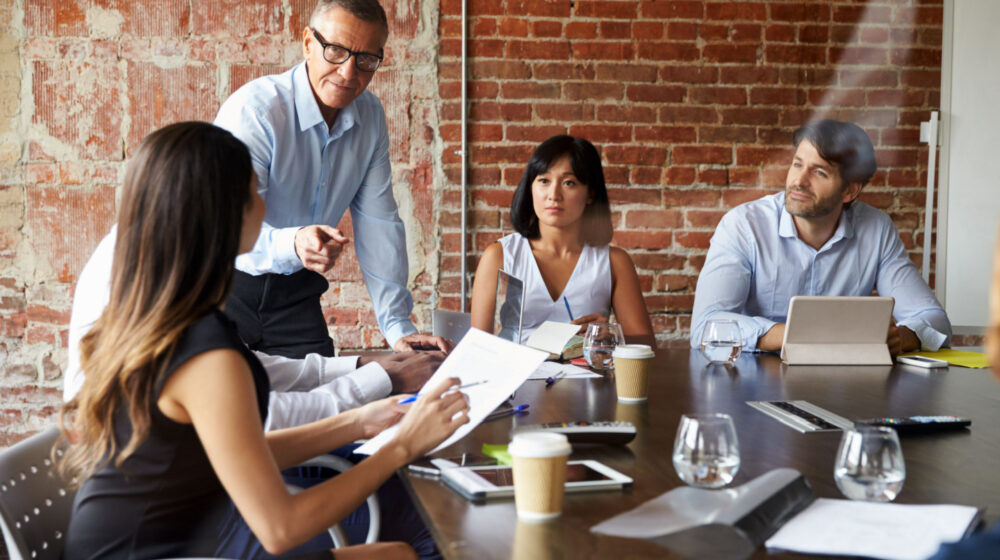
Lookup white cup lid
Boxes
[613,344,655,359]
[508,432,571,458]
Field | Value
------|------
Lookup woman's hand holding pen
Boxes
[390,377,471,461]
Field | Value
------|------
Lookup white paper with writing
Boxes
[765,498,978,560]
[355,328,548,455]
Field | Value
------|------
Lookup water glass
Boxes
[700,319,742,364]
[583,322,624,372]
[672,413,741,488]
[834,426,906,502]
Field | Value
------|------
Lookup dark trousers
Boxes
[215,444,441,560]
[226,269,335,358]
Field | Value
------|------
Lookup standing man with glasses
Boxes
[215,0,451,361]
[213,3,448,557]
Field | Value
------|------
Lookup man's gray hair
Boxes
[310,0,389,41]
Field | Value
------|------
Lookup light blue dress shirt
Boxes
[690,192,951,351]
[214,62,416,347]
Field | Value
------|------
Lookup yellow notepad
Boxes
[903,349,990,369]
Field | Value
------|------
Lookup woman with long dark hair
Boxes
[60,122,468,560]
[470,135,653,342]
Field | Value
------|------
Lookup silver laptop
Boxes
[495,270,525,344]
[432,310,471,344]
[781,296,894,365]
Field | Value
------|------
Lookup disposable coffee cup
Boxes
[508,432,572,522]
[612,344,655,402]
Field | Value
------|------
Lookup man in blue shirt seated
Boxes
[214,0,449,358]
[690,119,951,356]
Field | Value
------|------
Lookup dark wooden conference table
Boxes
[398,348,1000,559]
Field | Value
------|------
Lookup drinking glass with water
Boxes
[834,426,906,502]
[700,319,742,364]
[583,322,624,372]
[672,413,741,489]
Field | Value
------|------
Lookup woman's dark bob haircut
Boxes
[510,135,613,246]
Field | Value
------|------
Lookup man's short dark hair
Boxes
[311,0,389,42]
[510,135,613,246]
[793,120,877,188]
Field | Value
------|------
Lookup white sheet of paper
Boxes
[524,320,580,355]
[355,328,548,456]
[528,360,600,380]
[765,498,979,560]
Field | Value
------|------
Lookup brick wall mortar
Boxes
[0,0,959,447]
[0,0,437,446]
[437,0,948,344]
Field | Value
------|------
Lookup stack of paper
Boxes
[765,498,980,560]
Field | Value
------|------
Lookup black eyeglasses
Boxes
[311,28,383,73]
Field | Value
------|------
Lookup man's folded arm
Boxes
[690,218,778,351]
[263,362,392,431]
[876,224,952,351]
[253,351,361,392]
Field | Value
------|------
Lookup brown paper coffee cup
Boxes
[508,432,571,522]
[612,344,655,402]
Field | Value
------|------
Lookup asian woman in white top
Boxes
[470,135,654,343]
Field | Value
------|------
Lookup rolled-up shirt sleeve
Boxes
[875,224,951,351]
[350,110,417,347]
[690,214,778,350]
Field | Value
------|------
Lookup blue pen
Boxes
[398,380,488,404]
[545,371,566,386]
[563,296,574,320]
[485,404,529,421]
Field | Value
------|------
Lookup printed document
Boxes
[355,328,548,455]
[766,498,979,560]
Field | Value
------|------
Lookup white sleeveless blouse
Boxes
[498,233,612,339]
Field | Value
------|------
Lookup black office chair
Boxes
[0,428,379,559]
[0,427,73,560]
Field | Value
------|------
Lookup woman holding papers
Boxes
[470,135,653,342]
[59,122,469,560]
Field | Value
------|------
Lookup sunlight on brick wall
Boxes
[0,0,948,447]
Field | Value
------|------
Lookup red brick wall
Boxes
[438,0,944,341]
[0,0,436,445]
[0,0,945,446]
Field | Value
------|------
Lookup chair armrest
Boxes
[285,454,381,547]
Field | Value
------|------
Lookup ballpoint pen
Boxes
[398,379,488,404]
[545,371,566,387]
[563,295,574,321]
[485,404,529,421]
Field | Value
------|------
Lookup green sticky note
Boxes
[481,443,512,466]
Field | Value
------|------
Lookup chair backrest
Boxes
[0,427,75,560]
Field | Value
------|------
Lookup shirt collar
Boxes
[777,192,857,248]
[293,62,360,138]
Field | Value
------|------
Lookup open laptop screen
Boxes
[495,270,525,344]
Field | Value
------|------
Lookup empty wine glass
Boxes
[700,319,742,364]
[583,322,624,373]
[834,426,906,502]
[672,413,741,489]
